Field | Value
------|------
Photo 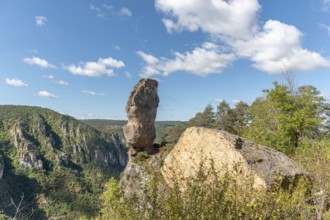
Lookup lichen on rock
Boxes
[162,127,308,189]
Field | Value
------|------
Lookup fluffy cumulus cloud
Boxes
[138,43,235,77]
[66,57,125,77]
[35,16,47,26]
[23,57,56,68]
[144,0,330,76]
[5,78,28,87]
[82,90,105,96]
[156,0,260,39]
[37,91,58,98]
[232,20,330,73]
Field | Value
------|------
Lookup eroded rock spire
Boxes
[123,79,159,155]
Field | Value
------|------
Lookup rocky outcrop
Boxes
[0,153,4,179]
[123,79,159,154]
[11,123,43,169]
[162,127,308,189]
[120,149,169,197]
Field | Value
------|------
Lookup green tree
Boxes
[230,101,250,136]
[244,82,325,154]
[188,105,215,128]
[215,101,249,136]
[215,100,231,131]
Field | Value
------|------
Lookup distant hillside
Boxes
[0,105,127,219]
[81,119,185,143]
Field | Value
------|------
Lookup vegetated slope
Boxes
[0,105,128,219]
[81,119,185,143]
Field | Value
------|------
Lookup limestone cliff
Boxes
[2,106,127,171]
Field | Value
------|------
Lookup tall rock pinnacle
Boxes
[123,79,159,155]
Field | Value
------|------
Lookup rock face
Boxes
[120,149,169,197]
[0,153,4,179]
[162,127,308,188]
[11,123,43,169]
[123,79,159,152]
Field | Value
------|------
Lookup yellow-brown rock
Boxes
[162,127,308,189]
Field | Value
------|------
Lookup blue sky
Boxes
[1,0,330,121]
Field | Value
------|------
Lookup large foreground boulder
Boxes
[123,79,159,153]
[162,127,308,189]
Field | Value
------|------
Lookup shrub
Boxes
[97,162,312,220]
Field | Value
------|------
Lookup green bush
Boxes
[97,163,313,220]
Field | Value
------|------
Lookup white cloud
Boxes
[54,80,69,86]
[102,4,113,11]
[37,91,58,98]
[137,51,159,65]
[66,57,125,77]
[82,90,105,96]
[320,24,330,37]
[233,99,240,105]
[91,4,131,18]
[232,20,330,73]
[90,4,101,12]
[5,78,28,87]
[113,45,121,50]
[27,49,39,54]
[35,16,47,26]
[322,0,330,11]
[153,0,330,75]
[138,43,235,77]
[120,7,132,17]
[212,98,224,104]
[43,74,54,79]
[90,4,106,17]
[23,57,56,68]
[124,71,132,78]
[155,0,260,39]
